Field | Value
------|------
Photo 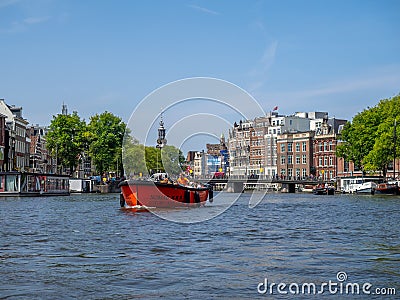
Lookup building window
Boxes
[296,168,300,178]
[324,142,328,151]
[280,144,285,152]
[319,157,322,166]
[329,156,333,166]
[324,156,328,166]
[302,155,307,164]
[329,170,334,180]
[288,168,293,178]
[281,169,286,176]
[281,156,286,165]
[302,168,307,178]
[319,142,323,152]
[295,142,300,152]
[329,141,333,151]
[296,155,300,164]
[302,142,307,152]
[344,160,349,172]
[288,143,293,152]
[288,155,293,164]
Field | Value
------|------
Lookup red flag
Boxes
[272,106,278,111]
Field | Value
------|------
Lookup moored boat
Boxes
[339,176,382,194]
[354,181,377,194]
[0,172,70,196]
[374,182,400,195]
[119,180,213,210]
[313,184,335,195]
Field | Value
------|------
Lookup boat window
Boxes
[5,175,18,192]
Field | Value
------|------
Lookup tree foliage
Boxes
[46,109,186,178]
[337,95,400,176]
[122,137,147,176]
[46,112,86,174]
[161,145,185,175]
[122,135,185,177]
[87,112,126,175]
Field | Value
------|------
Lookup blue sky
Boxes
[1,0,399,147]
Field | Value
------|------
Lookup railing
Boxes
[194,175,326,182]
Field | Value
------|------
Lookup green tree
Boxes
[144,147,163,173]
[161,145,185,175]
[336,106,381,171]
[121,139,185,177]
[337,94,400,177]
[122,136,147,177]
[87,112,126,176]
[46,111,86,174]
[363,96,400,177]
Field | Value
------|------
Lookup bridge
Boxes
[197,177,326,193]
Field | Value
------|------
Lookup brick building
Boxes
[276,131,314,180]
[313,118,347,181]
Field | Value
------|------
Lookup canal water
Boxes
[1,193,399,299]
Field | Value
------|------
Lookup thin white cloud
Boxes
[0,15,50,33]
[247,40,278,92]
[276,71,400,100]
[0,0,20,9]
[23,16,50,25]
[260,41,278,72]
[188,4,219,15]
[256,68,400,119]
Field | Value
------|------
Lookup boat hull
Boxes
[374,183,400,195]
[313,187,335,195]
[355,188,374,194]
[119,180,211,208]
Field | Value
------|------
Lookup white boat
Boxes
[340,177,380,194]
[352,181,377,194]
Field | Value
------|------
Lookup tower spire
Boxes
[156,110,167,148]
[61,102,68,115]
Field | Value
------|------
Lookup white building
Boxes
[193,151,207,177]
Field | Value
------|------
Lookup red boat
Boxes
[374,182,400,195]
[119,180,213,210]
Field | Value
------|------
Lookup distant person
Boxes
[177,173,189,186]
[159,177,170,184]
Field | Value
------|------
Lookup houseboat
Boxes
[69,178,98,193]
[339,176,382,194]
[0,172,70,196]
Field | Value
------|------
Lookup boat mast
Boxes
[394,118,397,180]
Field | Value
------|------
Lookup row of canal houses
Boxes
[227,111,364,181]
[225,111,399,181]
[0,99,91,177]
[188,111,356,181]
[187,110,389,181]
[0,98,54,173]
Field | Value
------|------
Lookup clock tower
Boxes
[156,112,167,148]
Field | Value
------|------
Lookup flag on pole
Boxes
[272,106,278,111]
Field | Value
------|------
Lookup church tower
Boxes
[61,103,68,115]
[156,112,167,148]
